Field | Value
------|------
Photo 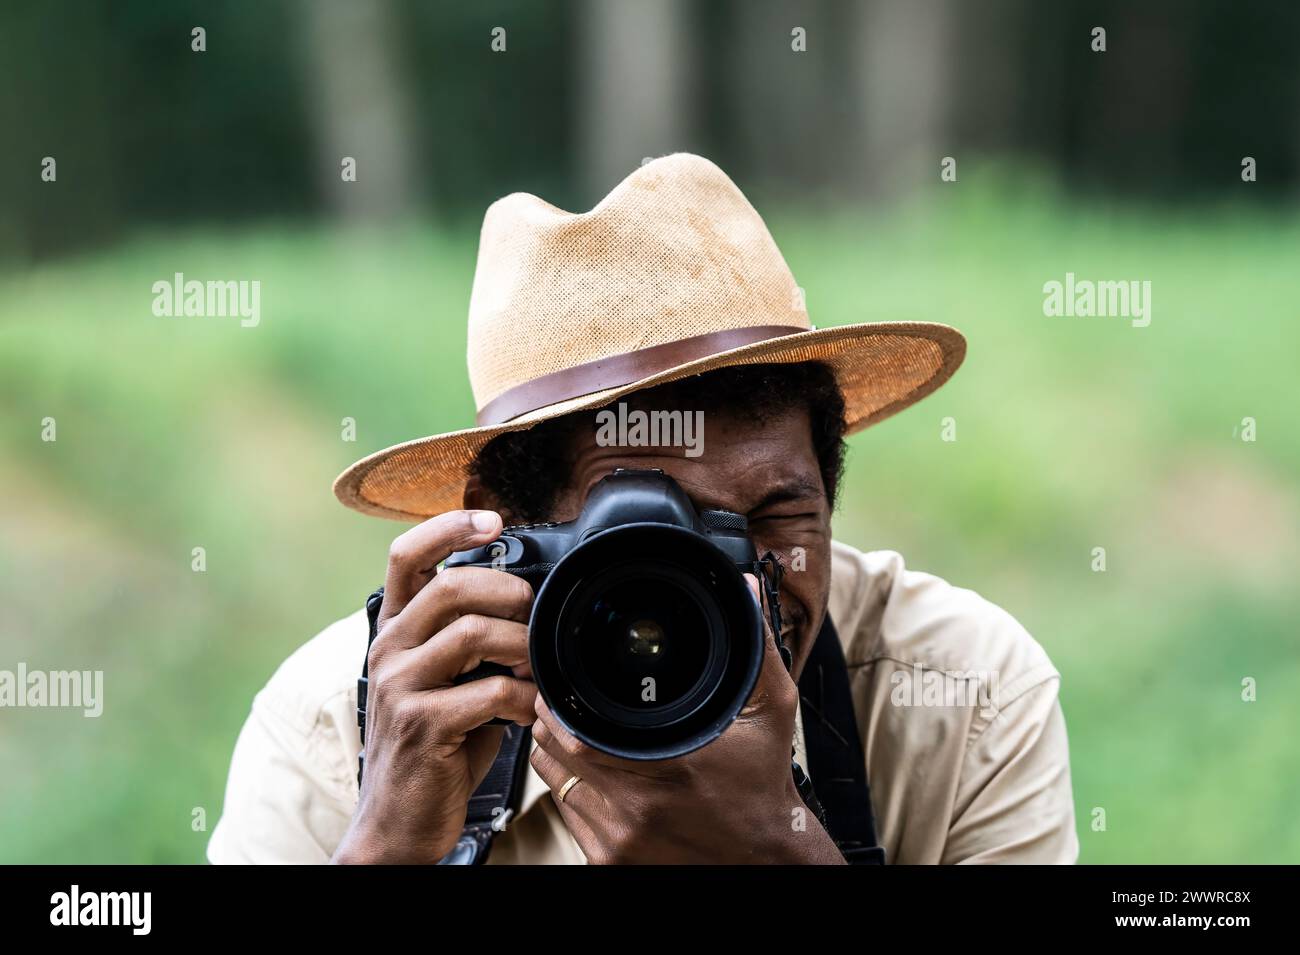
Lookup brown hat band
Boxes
[475,324,807,426]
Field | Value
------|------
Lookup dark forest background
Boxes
[2,1,1298,863]
[4,0,1300,260]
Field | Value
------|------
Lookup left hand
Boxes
[529,575,845,864]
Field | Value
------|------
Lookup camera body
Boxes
[445,468,769,760]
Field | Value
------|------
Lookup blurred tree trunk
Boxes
[849,0,959,200]
[298,0,419,221]
[950,0,1025,153]
[724,0,839,194]
[574,0,697,202]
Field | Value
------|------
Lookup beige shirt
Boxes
[208,542,1078,864]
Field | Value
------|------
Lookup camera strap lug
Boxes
[755,551,792,671]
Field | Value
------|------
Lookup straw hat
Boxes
[334,153,965,522]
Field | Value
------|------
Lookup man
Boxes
[208,153,1077,864]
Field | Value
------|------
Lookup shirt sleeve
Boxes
[941,678,1079,864]
[206,687,356,864]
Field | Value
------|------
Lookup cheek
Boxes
[756,538,829,620]
[752,532,829,588]
[781,568,824,629]
[759,537,830,669]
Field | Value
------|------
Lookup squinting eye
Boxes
[749,512,816,525]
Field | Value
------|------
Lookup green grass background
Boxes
[2,173,1298,863]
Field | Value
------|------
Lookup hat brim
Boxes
[333,321,966,521]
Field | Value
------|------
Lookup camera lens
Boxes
[529,523,764,760]
[568,574,716,713]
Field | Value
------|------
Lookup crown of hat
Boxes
[465,153,811,413]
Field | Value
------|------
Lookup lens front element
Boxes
[566,568,722,720]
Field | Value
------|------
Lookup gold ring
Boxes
[557,775,582,803]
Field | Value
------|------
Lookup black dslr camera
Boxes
[444,468,784,760]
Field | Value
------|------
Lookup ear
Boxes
[462,473,494,512]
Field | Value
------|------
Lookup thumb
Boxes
[742,573,797,715]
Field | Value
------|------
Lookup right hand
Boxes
[331,509,538,864]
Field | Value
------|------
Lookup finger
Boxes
[744,572,782,664]
[400,615,530,687]
[528,741,577,793]
[739,573,798,718]
[380,509,503,624]
[423,675,538,738]
[386,565,533,652]
[529,743,602,823]
[528,744,614,865]
[532,695,620,771]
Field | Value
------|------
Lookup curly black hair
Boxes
[468,362,848,523]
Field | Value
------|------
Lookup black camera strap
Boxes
[758,553,885,864]
[796,614,886,864]
[358,584,884,864]
[436,723,534,865]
